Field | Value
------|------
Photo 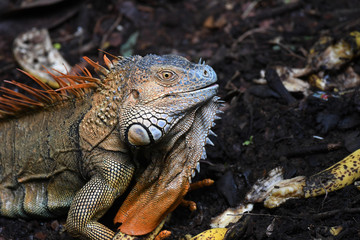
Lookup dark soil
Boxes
[1,0,360,239]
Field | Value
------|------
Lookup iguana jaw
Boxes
[115,98,220,236]
[123,84,218,147]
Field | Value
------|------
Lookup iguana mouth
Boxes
[114,97,221,236]
[158,84,218,100]
[188,83,218,93]
[174,83,218,94]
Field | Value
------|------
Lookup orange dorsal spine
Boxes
[0,57,104,119]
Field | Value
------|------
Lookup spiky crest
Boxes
[0,56,111,119]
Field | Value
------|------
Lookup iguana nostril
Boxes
[127,124,151,146]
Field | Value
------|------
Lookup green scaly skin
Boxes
[0,55,220,240]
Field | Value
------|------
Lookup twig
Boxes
[251,2,304,21]
[280,142,343,157]
[99,15,122,56]
[232,27,267,49]
[241,0,260,19]
[312,207,360,220]
[275,41,306,61]
[243,207,360,221]
[242,212,304,220]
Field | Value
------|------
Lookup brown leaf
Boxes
[34,231,47,240]
[203,15,215,29]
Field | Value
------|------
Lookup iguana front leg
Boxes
[66,151,135,240]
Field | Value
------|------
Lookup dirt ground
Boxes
[1,0,360,239]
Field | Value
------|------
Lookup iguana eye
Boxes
[157,70,178,82]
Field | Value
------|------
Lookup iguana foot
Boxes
[154,230,171,240]
[189,179,214,191]
[180,178,215,211]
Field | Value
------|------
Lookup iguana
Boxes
[0,54,221,239]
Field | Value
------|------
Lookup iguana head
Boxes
[113,54,220,236]
[118,54,218,146]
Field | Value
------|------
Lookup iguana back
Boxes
[0,94,93,217]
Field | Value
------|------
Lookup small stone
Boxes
[50,220,60,231]
[34,231,47,240]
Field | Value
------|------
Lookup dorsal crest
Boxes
[0,56,116,119]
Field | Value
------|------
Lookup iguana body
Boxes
[0,54,220,239]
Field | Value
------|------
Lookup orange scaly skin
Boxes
[0,54,221,240]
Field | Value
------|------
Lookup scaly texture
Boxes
[0,54,220,240]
